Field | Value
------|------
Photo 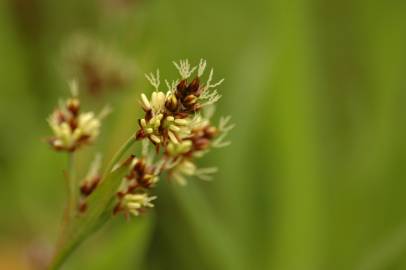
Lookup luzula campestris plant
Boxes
[46,59,233,269]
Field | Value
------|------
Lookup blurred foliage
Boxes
[1,0,406,269]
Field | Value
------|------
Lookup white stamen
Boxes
[145,69,160,90]
[173,59,197,79]
[69,80,79,97]
[197,59,207,77]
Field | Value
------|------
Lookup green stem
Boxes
[49,135,138,270]
[104,135,138,177]
[67,153,76,221]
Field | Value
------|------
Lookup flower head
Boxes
[114,59,233,217]
[119,193,157,217]
[47,59,233,226]
[47,82,108,152]
[136,59,224,147]
[125,157,159,189]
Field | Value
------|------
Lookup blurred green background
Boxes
[1,0,406,269]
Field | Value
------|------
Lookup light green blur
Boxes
[1,0,406,269]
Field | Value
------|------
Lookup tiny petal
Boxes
[174,118,188,125]
[169,125,180,132]
[150,134,161,144]
[141,94,151,110]
[140,118,147,128]
[168,131,179,144]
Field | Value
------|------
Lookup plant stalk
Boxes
[48,135,137,270]
[67,153,76,221]
[104,135,137,177]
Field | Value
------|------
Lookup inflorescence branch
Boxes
[47,59,233,219]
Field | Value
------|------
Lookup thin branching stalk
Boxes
[54,153,76,254]
[103,135,137,177]
[48,136,137,270]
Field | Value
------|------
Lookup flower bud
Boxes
[176,79,188,94]
[165,94,178,112]
[204,126,218,139]
[194,138,210,150]
[151,91,166,113]
[66,98,80,116]
[188,77,200,93]
[183,95,198,107]
[140,93,151,111]
[150,134,161,144]
[174,118,188,126]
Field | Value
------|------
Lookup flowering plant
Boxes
[46,59,233,269]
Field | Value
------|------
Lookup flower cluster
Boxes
[45,58,233,270]
[166,115,234,185]
[46,59,233,220]
[47,82,109,152]
[114,59,233,217]
[136,59,223,145]
[118,193,157,217]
